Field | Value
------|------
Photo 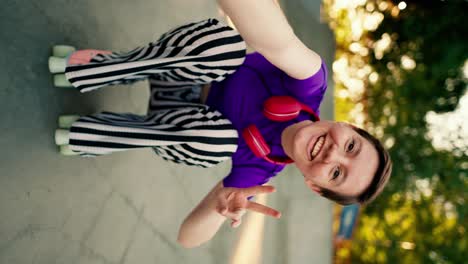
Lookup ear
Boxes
[304,179,322,195]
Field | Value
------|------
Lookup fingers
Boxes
[230,209,246,228]
[217,185,280,226]
[246,201,281,219]
[223,208,246,221]
[216,200,229,216]
[231,219,242,228]
[242,185,276,197]
[217,206,228,216]
[233,208,246,219]
[217,206,246,229]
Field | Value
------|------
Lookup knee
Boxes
[187,109,239,166]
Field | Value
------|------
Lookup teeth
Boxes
[311,136,325,158]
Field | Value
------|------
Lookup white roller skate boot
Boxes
[55,115,81,156]
[55,128,70,145]
[58,115,80,129]
[59,145,79,156]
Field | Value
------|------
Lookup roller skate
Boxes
[54,115,80,156]
[48,45,111,87]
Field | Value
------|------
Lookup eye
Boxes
[331,167,341,181]
[347,139,355,152]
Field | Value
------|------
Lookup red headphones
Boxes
[242,96,320,165]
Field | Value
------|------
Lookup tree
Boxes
[324,0,467,263]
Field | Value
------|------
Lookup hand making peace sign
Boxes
[214,185,281,228]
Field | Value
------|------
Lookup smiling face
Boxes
[281,120,379,199]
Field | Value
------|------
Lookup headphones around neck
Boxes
[242,96,320,165]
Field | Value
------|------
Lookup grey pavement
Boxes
[0,0,335,263]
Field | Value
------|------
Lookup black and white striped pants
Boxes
[65,19,246,168]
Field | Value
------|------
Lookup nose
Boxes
[322,143,334,163]
[322,143,346,164]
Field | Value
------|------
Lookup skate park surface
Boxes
[0,0,335,263]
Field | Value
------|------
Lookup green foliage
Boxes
[324,0,467,263]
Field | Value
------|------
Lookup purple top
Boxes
[206,52,328,188]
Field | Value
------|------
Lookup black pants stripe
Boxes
[66,19,246,168]
[65,18,245,92]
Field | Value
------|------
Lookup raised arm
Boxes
[217,0,322,79]
[177,181,226,248]
[177,180,280,248]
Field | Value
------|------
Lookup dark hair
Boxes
[319,126,393,205]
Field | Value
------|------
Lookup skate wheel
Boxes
[52,45,76,58]
[53,74,73,88]
[59,145,79,156]
[49,56,67,73]
[58,115,80,128]
[55,129,70,145]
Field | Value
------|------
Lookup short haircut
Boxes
[319,126,393,205]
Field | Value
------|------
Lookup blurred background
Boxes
[325,0,467,263]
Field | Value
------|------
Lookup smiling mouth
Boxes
[309,135,326,160]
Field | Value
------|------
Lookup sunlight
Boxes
[334,0,366,9]
[384,137,395,149]
[374,33,392,60]
[415,179,433,197]
[369,72,379,83]
[378,1,389,11]
[398,1,407,10]
[425,90,468,154]
[400,241,415,250]
[363,11,384,31]
[401,55,416,70]
[230,194,267,264]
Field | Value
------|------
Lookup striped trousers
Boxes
[65,19,246,168]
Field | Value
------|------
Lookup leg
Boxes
[66,107,238,167]
[144,74,237,167]
[65,18,246,93]
[49,48,113,88]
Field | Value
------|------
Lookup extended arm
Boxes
[217,0,322,79]
[177,181,226,248]
[177,181,280,248]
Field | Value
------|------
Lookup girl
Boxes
[49,0,392,248]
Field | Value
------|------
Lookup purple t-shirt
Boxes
[206,52,328,188]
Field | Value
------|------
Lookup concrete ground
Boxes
[0,0,335,263]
